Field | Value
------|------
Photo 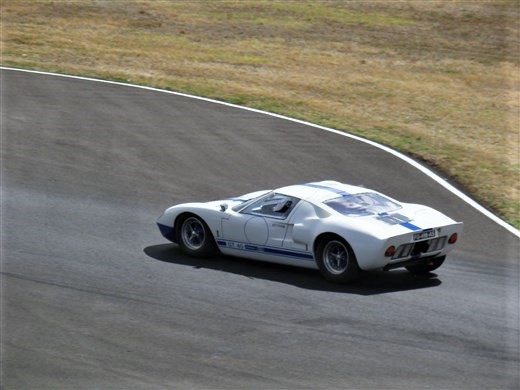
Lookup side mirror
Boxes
[220,203,228,212]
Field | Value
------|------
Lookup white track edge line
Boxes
[2,66,518,238]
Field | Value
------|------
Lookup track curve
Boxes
[2,69,519,389]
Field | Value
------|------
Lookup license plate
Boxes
[413,230,436,241]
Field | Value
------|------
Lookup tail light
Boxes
[384,246,396,257]
[448,233,458,244]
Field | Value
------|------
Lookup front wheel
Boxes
[176,214,217,258]
[316,237,360,283]
[406,255,446,275]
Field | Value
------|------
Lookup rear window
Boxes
[323,192,401,216]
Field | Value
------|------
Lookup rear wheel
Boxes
[176,214,217,257]
[316,237,360,283]
[406,255,446,275]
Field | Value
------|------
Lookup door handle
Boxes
[271,222,287,228]
[271,222,294,228]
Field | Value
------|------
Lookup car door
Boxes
[221,193,299,248]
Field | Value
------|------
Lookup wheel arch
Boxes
[313,232,355,258]
[313,232,361,283]
[174,211,210,239]
[174,211,220,257]
[174,211,197,233]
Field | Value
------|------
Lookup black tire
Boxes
[406,255,446,275]
[175,214,217,258]
[316,237,360,283]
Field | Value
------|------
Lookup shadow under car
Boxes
[144,244,442,295]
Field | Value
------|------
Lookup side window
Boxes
[241,193,299,220]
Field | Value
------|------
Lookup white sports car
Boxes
[157,181,463,283]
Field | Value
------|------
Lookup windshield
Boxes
[323,192,401,216]
[232,191,272,212]
[233,191,299,220]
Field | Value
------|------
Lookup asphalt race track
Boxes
[2,68,519,389]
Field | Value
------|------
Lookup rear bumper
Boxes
[383,254,446,271]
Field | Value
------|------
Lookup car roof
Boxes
[276,180,375,204]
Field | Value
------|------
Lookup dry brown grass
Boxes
[2,0,519,227]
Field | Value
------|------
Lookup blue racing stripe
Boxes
[217,239,314,261]
[225,198,248,202]
[263,247,314,260]
[400,222,422,231]
[378,212,422,231]
[303,182,351,197]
